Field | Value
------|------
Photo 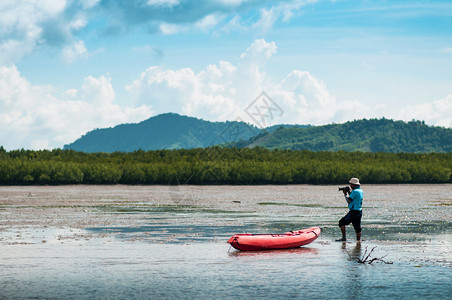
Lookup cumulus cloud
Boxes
[2,37,450,150]
[397,95,452,128]
[126,39,275,122]
[126,38,452,128]
[272,70,339,124]
[0,0,81,63]
[0,65,153,150]
[126,38,359,126]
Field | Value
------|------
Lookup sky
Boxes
[1,0,451,150]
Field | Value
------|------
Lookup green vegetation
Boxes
[0,146,450,185]
[235,119,452,153]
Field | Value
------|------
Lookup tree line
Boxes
[0,147,450,185]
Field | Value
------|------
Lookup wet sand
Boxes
[1,184,451,243]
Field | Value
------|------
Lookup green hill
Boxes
[235,118,452,153]
[64,113,260,152]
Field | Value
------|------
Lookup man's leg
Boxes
[337,214,350,241]
[352,212,362,241]
[340,225,346,241]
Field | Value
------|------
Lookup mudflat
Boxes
[1,185,451,299]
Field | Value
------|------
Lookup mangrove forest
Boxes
[0,147,450,185]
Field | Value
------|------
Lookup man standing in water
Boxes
[337,178,363,242]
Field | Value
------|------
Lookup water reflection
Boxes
[342,241,362,260]
[228,246,319,258]
[341,242,364,299]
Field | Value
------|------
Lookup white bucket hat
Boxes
[349,178,360,185]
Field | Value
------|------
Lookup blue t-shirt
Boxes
[348,187,363,211]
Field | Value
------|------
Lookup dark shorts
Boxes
[339,210,362,233]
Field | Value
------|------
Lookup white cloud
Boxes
[147,0,180,7]
[61,40,104,64]
[159,22,185,35]
[0,0,316,64]
[0,0,69,64]
[159,13,225,35]
[127,38,452,128]
[221,0,316,35]
[397,95,452,128]
[273,70,337,124]
[61,40,89,63]
[126,38,366,126]
[251,7,279,35]
[217,0,249,5]
[80,0,100,9]
[2,37,450,150]
[240,39,277,62]
[69,15,88,31]
[196,14,225,32]
[0,65,153,150]
[152,0,316,36]
[126,39,277,122]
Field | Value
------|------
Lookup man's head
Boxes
[349,177,360,189]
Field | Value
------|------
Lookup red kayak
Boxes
[227,227,321,251]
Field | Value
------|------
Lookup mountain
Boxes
[64,113,261,152]
[64,114,452,153]
[234,118,452,153]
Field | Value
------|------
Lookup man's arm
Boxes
[343,188,352,204]
[345,194,352,204]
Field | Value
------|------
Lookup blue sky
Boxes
[1,0,451,149]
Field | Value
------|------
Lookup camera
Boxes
[338,186,351,193]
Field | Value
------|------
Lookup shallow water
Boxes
[0,185,451,299]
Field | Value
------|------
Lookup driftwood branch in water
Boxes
[346,246,393,265]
